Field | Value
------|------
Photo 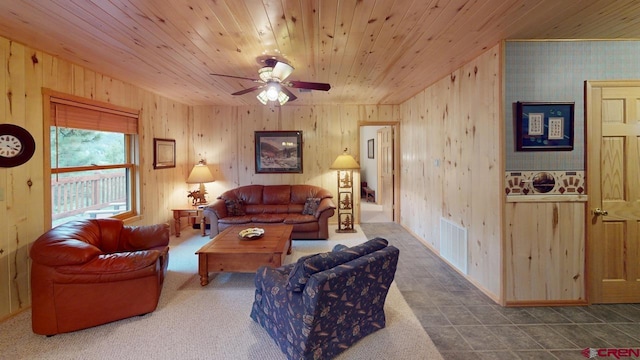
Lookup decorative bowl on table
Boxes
[238,227,265,240]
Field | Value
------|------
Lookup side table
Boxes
[172,206,207,237]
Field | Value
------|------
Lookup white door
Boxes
[377,126,394,221]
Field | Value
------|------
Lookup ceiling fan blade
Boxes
[272,61,294,81]
[280,86,297,102]
[210,73,261,82]
[232,85,264,96]
[288,81,331,91]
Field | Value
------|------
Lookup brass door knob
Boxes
[593,208,609,216]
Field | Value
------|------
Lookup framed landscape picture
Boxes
[515,102,575,151]
[255,131,303,173]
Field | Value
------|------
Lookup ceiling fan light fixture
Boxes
[272,61,294,81]
[212,58,328,106]
[256,86,289,106]
[256,90,269,104]
[258,67,273,82]
[277,91,289,106]
[266,84,280,101]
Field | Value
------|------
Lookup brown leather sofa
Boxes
[29,218,170,335]
[203,184,336,239]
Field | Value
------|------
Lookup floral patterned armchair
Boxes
[250,238,399,360]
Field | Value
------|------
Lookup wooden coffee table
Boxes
[195,224,293,286]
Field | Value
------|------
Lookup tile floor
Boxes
[359,222,640,360]
[360,202,392,223]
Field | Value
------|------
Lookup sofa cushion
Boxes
[218,215,252,224]
[302,197,321,215]
[286,237,389,292]
[290,184,333,203]
[288,204,304,213]
[283,214,316,224]
[263,185,291,205]
[251,214,286,223]
[218,185,263,205]
[225,199,246,216]
[245,204,289,214]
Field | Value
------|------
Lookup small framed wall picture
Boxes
[367,139,374,159]
[515,102,575,151]
[153,138,176,169]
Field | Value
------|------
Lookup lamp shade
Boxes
[330,151,360,170]
[186,163,214,184]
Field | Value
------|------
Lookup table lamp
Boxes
[186,159,215,205]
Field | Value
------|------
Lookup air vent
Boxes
[439,218,468,274]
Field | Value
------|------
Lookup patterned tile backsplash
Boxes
[505,171,585,196]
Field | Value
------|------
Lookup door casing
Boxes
[586,80,640,304]
[358,121,400,224]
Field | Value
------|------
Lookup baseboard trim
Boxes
[505,299,588,307]
[399,223,501,305]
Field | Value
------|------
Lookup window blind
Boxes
[51,101,138,134]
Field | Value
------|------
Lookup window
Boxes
[44,91,140,226]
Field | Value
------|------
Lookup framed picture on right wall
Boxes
[515,101,575,151]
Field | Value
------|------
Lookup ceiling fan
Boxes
[210,59,331,105]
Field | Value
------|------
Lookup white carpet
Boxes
[0,225,442,360]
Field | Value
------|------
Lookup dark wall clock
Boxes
[0,124,36,168]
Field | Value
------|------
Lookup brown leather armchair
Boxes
[29,218,170,335]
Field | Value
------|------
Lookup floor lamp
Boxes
[331,149,360,233]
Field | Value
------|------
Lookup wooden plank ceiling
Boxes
[0,0,639,106]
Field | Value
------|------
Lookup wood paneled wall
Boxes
[505,200,586,304]
[0,37,193,319]
[399,44,503,300]
[191,104,400,224]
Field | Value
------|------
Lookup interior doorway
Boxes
[586,80,640,304]
[359,124,398,223]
